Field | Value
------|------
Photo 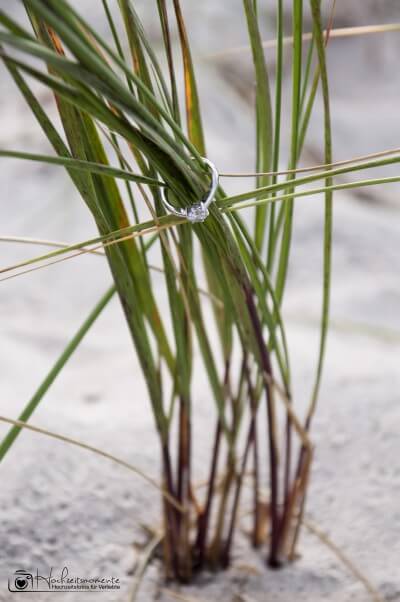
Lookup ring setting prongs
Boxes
[160,157,219,223]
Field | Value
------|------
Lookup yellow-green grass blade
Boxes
[0,218,179,278]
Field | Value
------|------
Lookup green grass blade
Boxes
[118,0,159,114]
[0,51,196,201]
[101,0,125,64]
[172,0,206,154]
[243,0,273,252]
[224,174,400,211]
[19,0,203,169]
[274,0,303,305]
[267,0,283,270]
[220,151,400,207]
[4,169,400,281]
[157,0,181,124]
[19,10,173,436]
[159,236,192,404]
[0,149,163,186]
[306,0,332,422]
[118,0,174,118]
[230,215,290,389]
[0,287,116,461]
[169,0,235,382]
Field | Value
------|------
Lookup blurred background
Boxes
[0,2,399,601]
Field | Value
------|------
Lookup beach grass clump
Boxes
[0,0,399,585]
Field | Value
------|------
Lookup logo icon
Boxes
[9,571,34,592]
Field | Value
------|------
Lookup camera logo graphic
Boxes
[8,570,34,592]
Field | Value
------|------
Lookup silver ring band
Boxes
[160,157,219,223]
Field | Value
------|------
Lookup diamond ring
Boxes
[160,157,219,223]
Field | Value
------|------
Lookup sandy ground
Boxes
[0,2,400,601]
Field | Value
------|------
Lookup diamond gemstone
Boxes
[186,202,209,223]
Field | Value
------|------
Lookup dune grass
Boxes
[0,0,399,584]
